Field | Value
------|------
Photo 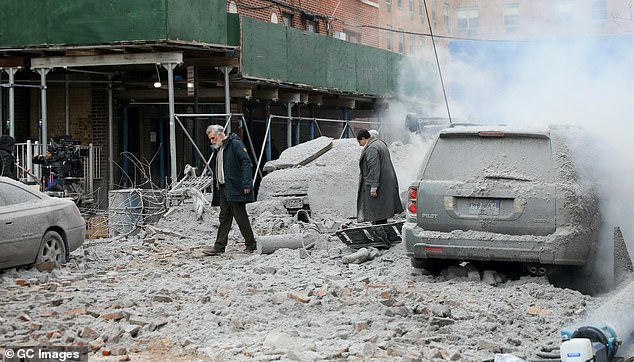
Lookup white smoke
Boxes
[445,37,634,253]
[383,34,634,254]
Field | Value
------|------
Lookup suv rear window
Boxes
[422,134,554,182]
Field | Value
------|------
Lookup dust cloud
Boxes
[447,37,634,255]
[381,35,634,255]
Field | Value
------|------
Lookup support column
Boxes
[309,104,316,140]
[65,73,70,135]
[192,66,199,166]
[88,143,94,194]
[0,72,3,135]
[37,68,50,151]
[122,107,129,188]
[286,102,293,148]
[294,103,301,145]
[166,63,177,187]
[7,67,18,138]
[263,101,272,161]
[222,66,232,133]
[108,75,114,190]
[342,107,350,139]
[159,106,165,187]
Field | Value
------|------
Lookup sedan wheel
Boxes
[37,231,67,265]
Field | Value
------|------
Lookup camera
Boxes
[47,135,84,178]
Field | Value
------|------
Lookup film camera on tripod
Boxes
[32,135,86,194]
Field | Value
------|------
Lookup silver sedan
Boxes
[0,176,85,269]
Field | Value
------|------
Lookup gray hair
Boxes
[206,124,225,135]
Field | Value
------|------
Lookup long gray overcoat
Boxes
[357,137,403,222]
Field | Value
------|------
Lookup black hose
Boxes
[536,351,560,359]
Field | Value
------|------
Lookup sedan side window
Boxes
[0,183,41,207]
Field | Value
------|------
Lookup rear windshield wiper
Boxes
[484,174,532,182]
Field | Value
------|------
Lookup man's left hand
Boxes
[243,187,250,194]
[370,187,378,198]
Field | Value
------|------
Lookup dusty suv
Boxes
[403,126,600,276]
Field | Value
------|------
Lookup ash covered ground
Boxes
[1,137,632,361]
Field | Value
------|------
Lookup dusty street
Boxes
[2,199,627,361]
[2,137,634,362]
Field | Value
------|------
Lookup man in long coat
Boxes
[202,124,257,255]
[356,129,403,224]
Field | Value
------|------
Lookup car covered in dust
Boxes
[0,176,85,269]
[403,125,600,277]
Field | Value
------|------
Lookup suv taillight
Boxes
[407,186,417,215]
[478,131,504,137]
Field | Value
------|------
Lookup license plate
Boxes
[468,198,500,216]
[283,197,304,209]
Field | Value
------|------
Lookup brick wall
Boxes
[231,0,380,47]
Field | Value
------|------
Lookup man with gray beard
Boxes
[202,125,257,255]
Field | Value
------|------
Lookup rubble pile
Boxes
[0,212,602,361]
[1,136,631,361]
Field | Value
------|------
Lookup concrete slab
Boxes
[614,226,633,286]
[263,136,333,172]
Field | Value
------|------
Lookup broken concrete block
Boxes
[263,136,333,172]
[482,270,498,285]
[342,247,379,264]
[258,233,310,254]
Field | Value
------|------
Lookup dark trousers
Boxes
[215,185,256,250]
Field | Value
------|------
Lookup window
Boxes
[348,31,361,44]
[271,13,279,24]
[386,0,392,12]
[398,0,403,10]
[592,0,608,21]
[386,25,393,51]
[409,33,416,54]
[432,0,437,26]
[444,3,450,30]
[0,183,40,207]
[337,30,361,43]
[419,0,425,22]
[503,4,520,28]
[282,13,293,27]
[398,29,404,53]
[556,0,573,25]
[306,20,318,33]
[457,7,479,30]
[408,0,414,13]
